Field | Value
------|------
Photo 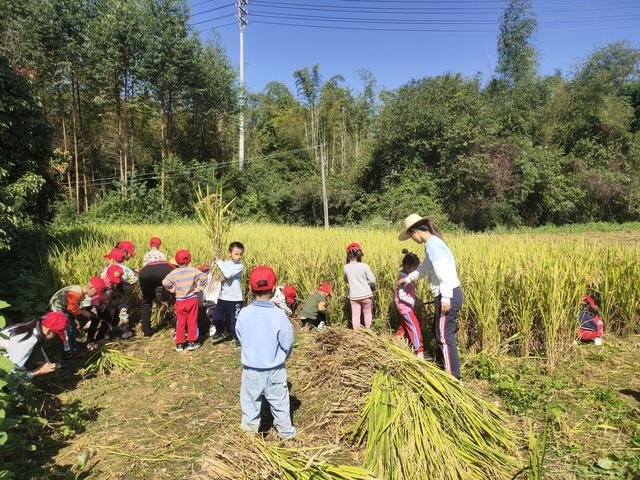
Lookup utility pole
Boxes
[238,0,248,170]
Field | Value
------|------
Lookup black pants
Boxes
[433,287,463,380]
[87,307,113,343]
[139,263,175,337]
[213,299,243,338]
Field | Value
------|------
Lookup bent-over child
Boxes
[300,282,332,331]
[272,284,297,316]
[577,294,604,345]
[395,249,425,358]
[235,266,295,439]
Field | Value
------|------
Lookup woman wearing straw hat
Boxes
[397,214,463,380]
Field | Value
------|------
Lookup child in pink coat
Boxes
[395,249,425,358]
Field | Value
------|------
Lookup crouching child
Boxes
[577,294,604,345]
[235,266,296,439]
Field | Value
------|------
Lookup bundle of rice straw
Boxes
[303,329,519,480]
[198,429,376,480]
[193,185,235,304]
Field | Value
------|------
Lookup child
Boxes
[211,242,245,345]
[235,266,295,439]
[117,240,136,260]
[162,249,207,352]
[101,247,138,338]
[300,282,332,331]
[395,249,425,358]
[86,265,124,350]
[577,294,604,345]
[49,276,107,355]
[343,242,376,329]
[272,284,297,316]
[142,237,167,267]
[0,312,69,378]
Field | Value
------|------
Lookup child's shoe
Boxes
[187,341,201,351]
[120,330,134,339]
[211,332,227,344]
[175,343,185,352]
[593,337,603,346]
[317,321,326,331]
[416,351,425,360]
[209,325,217,337]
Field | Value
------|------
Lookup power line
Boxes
[250,10,640,25]
[190,2,235,17]
[190,0,221,8]
[191,12,236,26]
[250,18,640,32]
[70,145,323,189]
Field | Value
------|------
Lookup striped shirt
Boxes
[162,266,207,300]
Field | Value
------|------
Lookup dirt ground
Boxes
[33,329,640,479]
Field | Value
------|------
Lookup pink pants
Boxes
[350,298,373,329]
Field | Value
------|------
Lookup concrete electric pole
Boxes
[238,0,247,170]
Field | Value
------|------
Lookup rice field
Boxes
[47,223,640,365]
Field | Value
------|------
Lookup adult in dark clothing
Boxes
[138,261,175,337]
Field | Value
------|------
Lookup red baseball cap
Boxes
[89,277,107,296]
[318,282,332,295]
[42,311,69,343]
[346,242,363,254]
[106,264,124,284]
[149,237,161,247]
[175,249,192,264]
[198,264,210,273]
[282,284,297,303]
[249,266,277,291]
[118,241,136,256]
[103,248,126,262]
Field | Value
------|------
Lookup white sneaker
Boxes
[416,351,425,360]
[317,321,326,331]
[209,325,217,337]
[594,337,603,346]
[120,331,133,339]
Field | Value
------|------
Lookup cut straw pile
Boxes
[84,342,147,376]
[303,329,519,480]
[199,429,376,480]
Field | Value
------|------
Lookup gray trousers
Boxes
[240,366,296,438]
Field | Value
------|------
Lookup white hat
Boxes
[398,213,429,241]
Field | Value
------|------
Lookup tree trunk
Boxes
[72,110,80,214]
[340,107,346,172]
[160,103,167,205]
[61,113,72,198]
[82,156,89,211]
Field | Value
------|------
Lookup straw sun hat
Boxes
[398,213,429,241]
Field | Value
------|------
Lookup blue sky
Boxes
[188,0,640,94]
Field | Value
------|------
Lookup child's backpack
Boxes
[577,294,604,342]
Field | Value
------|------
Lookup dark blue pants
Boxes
[213,300,243,338]
[433,287,463,380]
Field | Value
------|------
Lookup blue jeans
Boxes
[240,366,295,438]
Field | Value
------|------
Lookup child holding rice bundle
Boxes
[398,214,464,380]
[394,249,425,358]
[343,242,376,330]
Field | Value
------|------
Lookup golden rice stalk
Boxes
[84,342,147,376]
[193,184,235,260]
[199,429,377,480]
[305,329,519,480]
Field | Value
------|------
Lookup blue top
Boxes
[235,300,294,369]
[216,259,244,301]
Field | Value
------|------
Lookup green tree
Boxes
[496,0,537,88]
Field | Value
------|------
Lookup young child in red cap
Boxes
[300,282,332,331]
[86,265,125,350]
[235,266,295,439]
[343,242,376,329]
[101,247,138,339]
[49,276,107,356]
[142,237,166,267]
[117,240,136,261]
[162,249,207,352]
[272,284,297,316]
[0,312,70,378]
